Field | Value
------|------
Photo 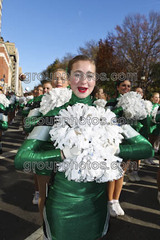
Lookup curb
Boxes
[24,227,43,240]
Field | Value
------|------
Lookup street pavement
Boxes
[0,112,42,240]
[0,111,160,240]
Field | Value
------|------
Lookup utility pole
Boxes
[0,0,3,39]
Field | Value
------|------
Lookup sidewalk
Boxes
[24,226,43,240]
[0,112,42,240]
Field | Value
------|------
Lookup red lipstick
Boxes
[78,87,88,93]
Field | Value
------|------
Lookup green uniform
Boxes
[106,97,153,139]
[23,95,43,133]
[150,103,160,136]
[15,93,153,240]
[0,103,8,131]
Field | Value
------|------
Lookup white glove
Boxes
[27,108,40,117]
[121,124,139,139]
[63,146,81,159]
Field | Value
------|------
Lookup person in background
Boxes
[32,85,44,205]
[0,87,9,154]
[37,70,69,219]
[42,80,53,94]
[37,84,43,97]
[147,92,160,165]
[106,79,132,217]
[156,136,160,204]
[127,87,144,182]
[136,87,144,98]
[150,93,160,203]
[51,68,69,88]
[95,87,108,100]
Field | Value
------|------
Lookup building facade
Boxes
[0,38,23,95]
[0,39,10,92]
[5,41,19,93]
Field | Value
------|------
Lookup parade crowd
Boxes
[0,55,160,240]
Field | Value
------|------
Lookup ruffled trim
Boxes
[39,88,72,115]
[49,103,124,183]
[94,99,107,108]
[116,91,148,120]
[0,94,10,107]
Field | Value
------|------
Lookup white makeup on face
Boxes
[69,60,96,98]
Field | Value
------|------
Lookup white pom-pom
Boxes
[0,94,10,107]
[116,91,148,120]
[39,88,72,115]
[50,103,124,183]
[144,100,152,115]
[94,99,107,108]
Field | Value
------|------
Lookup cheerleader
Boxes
[106,79,132,217]
[36,70,69,219]
[15,55,153,240]
[23,85,43,133]
[0,88,10,153]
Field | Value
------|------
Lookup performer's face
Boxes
[37,87,43,96]
[52,70,68,88]
[152,93,159,104]
[43,83,52,94]
[69,60,96,98]
[117,80,131,95]
[136,88,143,97]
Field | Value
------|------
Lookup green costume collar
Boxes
[34,95,44,102]
[69,92,92,106]
[152,103,160,108]
[46,93,93,116]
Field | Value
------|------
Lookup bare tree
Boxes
[78,40,99,60]
[61,52,75,69]
[111,11,160,90]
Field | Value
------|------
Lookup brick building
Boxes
[0,38,23,95]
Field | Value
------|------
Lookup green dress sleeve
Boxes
[15,105,64,173]
[23,115,42,133]
[119,132,154,161]
[112,106,123,117]
[14,138,62,171]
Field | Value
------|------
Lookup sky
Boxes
[1,0,160,91]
